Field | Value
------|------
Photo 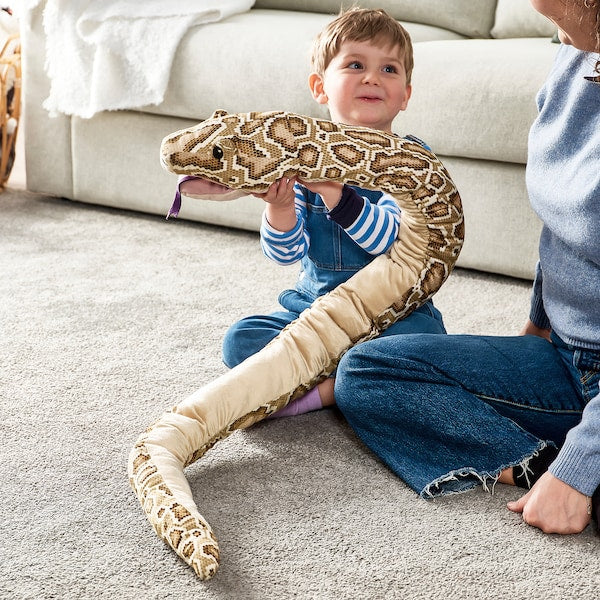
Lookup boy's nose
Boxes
[361,70,380,84]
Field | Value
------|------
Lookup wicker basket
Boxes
[0,33,20,188]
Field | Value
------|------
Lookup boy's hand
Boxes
[253,177,296,207]
[299,180,343,210]
[507,471,591,534]
[255,177,297,232]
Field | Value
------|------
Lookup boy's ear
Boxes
[308,72,328,105]
[400,84,412,111]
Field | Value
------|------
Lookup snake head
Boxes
[161,110,300,194]
[161,110,307,219]
[160,111,240,180]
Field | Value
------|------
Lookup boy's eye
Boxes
[347,61,363,70]
[383,65,398,74]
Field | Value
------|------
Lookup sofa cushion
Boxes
[151,12,558,167]
[255,0,498,38]
[149,9,464,123]
[492,0,557,38]
[400,38,559,164]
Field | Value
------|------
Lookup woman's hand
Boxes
[520,319,551,341]
[507,471,592,534]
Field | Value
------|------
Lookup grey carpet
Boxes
[2,188,598,600]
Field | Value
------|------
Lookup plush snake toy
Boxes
[128,110,464,580]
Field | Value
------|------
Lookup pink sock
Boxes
[268,386,323,419]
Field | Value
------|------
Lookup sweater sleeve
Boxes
[259,184,309,265]
[549,390,600,496]
[328,186,401,255]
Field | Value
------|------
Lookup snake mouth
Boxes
[180,177,235,198]
[167,175,248,219]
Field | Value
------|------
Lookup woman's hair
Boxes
[310,8,414,84]
[592,1,600,72]
[573,0,600,70]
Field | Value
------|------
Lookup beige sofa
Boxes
[21,0,558,279]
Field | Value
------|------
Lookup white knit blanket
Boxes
[37,0,255,118]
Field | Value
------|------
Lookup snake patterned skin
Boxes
[128,110,464,580]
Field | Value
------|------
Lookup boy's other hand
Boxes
[300,180,343,210]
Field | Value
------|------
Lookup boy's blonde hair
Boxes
[311,8,414,84]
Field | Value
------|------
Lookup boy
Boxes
[219,9,447,415]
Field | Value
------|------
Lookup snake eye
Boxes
[212,146,224,159]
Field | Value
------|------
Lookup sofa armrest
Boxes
[21,0,73,198]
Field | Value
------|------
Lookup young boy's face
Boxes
[310,39,412,133]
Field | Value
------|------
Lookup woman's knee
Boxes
[335,340,393,413]
[335,334,444,413]
[335,348,361,414]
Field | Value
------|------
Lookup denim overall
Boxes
[222,186,446,368]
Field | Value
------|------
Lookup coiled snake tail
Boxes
[128,110,463,579]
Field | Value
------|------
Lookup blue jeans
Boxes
[335,332,594,498]
[222,300,446,369]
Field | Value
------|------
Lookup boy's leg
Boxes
[230,299,445,418]
[222,311,297,368]
[273,300,446,417]
[379,300,446,337]
[267,385,324,418]
[222,309,328,418]
[335,333,584,497]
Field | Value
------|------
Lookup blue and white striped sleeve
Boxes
[328,186,401,255]
[259,185,310,265]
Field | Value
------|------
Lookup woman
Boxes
[335,0,600,535]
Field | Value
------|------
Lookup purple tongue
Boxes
[166,175,198,220]
[166,190,182,220]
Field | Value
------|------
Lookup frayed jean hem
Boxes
[420,440,554,499]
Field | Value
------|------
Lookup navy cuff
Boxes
[328,185,364,229]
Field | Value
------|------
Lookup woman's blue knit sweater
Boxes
[526,44,600,495]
